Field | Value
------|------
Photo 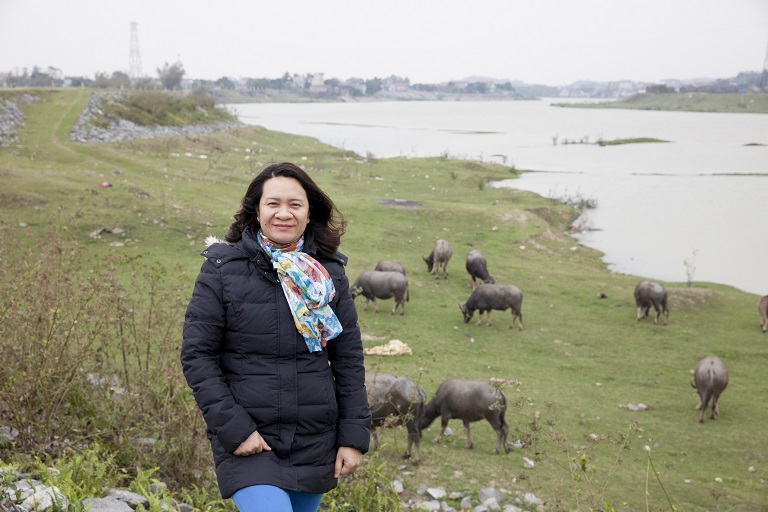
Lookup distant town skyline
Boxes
[1,0,766,86]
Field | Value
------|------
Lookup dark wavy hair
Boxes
[225,162,347,256]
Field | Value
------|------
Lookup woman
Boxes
[181,162,371,512]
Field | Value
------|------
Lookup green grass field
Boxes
[556,92,768,114]
[2,89,766,511]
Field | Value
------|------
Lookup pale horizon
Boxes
[1,0,766,86]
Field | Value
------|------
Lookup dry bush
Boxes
[0,222,213,491]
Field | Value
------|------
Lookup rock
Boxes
[21,485,67,512]
[478,487,503,503]
[107,489,148,508]
[82,496,134,512]
[523,492,540,506]
[523,457,535,469]
[4,478,44,502]
[427,487,446,499]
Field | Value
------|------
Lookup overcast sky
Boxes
[1,0,766,85]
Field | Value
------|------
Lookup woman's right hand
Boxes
[233,430,273,456]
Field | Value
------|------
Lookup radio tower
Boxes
[129,22,143,80]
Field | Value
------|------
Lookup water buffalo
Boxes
[634,279,669,325]
[421,379,511,454]
[351,270,409,315]
[423,239,452,279]
[374,260,407,276]
[759,295,768,333]
[691,355,729,423]
[459,284,523,330]
[465,249,495,289]
[366,372,426,463]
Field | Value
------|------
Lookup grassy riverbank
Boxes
[1,89,766,511]
[555,92,768,114]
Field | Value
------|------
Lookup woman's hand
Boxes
[233,430,272,456]
[334,446,363,478]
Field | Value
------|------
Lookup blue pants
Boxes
[232,485,323,512]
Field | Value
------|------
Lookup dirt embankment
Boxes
[69,92,244,143]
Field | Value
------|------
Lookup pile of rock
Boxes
[0,93,38,148]
[69,92,243,143]
[1,467,192,512]
[400,484,542,511]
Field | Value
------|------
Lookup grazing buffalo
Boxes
[691,356,729,423]
[366,372,426,463]
[634,279,669,325]
[421,379,511,454]
[374,260,407,276]
[759,295,768,333]
[459,284,523,330]
[465,249,495,289]
[351,270,409,315]
[423,239,452,279]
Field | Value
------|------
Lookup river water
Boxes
[233,99,768,296]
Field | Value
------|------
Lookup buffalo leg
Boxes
[486,310,493,327]
[463,420,474,449]
[434,417,450,444]
[509,309,523,331]
[699,392,712,423]
[405,423,421,463]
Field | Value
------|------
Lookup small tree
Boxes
[684,249,698,287]
[157,61,185,90]
[110,71,131,89]
[365,77,382,96]
[215,76,235,90]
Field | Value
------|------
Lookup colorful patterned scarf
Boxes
[258,229,342,352]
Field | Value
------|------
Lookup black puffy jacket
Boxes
[181,229,371,498]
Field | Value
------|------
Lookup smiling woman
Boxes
[181,162,372,512]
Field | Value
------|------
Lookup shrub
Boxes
[0,222,214,494]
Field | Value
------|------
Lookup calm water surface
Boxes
[233,100,768,295]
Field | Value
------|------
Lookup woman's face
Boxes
[257,176,310,244]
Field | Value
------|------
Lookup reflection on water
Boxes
[234,100,768,295]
